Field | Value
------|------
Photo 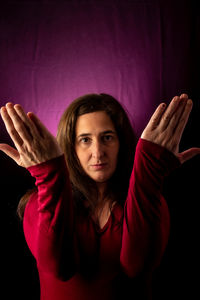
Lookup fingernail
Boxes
[14,104,21,110]
[180,93,188,98]
[187,99,193,105]
[174,96,179,101]
[1,106,6,112]
[6,102,13,108]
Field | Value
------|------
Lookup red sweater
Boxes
[23,138,180,300]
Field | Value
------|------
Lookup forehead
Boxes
[75,111,115,134]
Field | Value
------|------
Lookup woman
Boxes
[0,93,199,300]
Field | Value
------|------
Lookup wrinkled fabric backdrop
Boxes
[0,1,199,299]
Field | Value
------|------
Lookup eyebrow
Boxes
[77,130,117,138]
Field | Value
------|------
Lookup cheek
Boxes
[76,148,90,167]
[110,145,120,164]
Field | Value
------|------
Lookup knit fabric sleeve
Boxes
[23,154,76,280]
[120,138,181,278]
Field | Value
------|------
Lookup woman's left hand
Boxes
[141,93,200,164]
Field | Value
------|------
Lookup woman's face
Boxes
[75,111,120,184]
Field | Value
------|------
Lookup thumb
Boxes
[0,144,20,164]
[177,147,200,164]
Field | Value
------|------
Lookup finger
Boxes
[168,98,191,133]
[173,99,193,144]
[0,106,23,148]
[6,103,33,143]
[27,112,52,138]
[159,96,182,130]
[180,93,189,100]
[163,96,188,133]
[159,94,188,130]
[144,102,167,131]
[0,143,20,164]
[13,104,39,138]
[177,147,200,164]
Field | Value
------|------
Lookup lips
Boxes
[91,163,108,170]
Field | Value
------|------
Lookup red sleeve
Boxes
[23,155,76,280]
[120,138,181,278]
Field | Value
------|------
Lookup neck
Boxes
[96,181,108,203]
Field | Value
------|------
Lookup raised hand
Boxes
[141,94,200,164]
[0,103,63,168]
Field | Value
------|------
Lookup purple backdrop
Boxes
[0,0,199,138]
[0,1,199,299]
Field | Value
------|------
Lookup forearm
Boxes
[120,138,180,277]
[23,155,76,279]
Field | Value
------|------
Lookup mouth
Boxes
[91,163,108,170]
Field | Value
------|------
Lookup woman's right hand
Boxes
[0,103,63,168]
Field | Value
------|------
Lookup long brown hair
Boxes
[17,93,137,219]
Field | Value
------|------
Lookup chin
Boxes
[87,169,115,183]
[92,173,113,183]
[92,177,108,183]
[96,179,109,184]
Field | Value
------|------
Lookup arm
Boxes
[23,155,77,280]
[0,103,77,279]
[120,93,200,278]
[120,138,180,277]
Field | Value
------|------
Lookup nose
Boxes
[91,140,105,161]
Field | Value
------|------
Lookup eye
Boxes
[80,137,90,144]
[102,135,113,142]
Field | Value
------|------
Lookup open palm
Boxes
[141,93,200,164]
